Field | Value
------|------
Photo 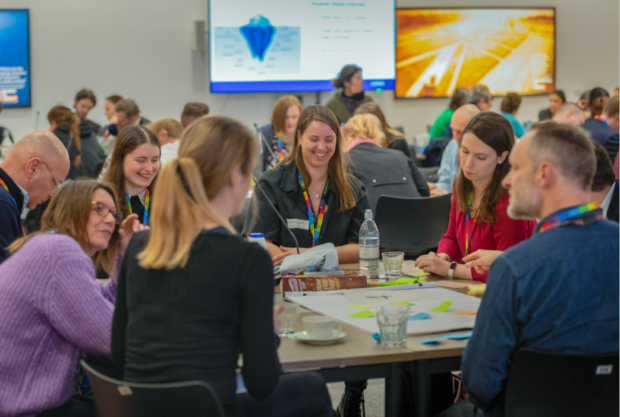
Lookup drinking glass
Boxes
[376,305,410,348]
[277,303,298,337]
[382,252,405,279]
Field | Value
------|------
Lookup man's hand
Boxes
[431,188,449,196]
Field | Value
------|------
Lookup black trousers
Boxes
[36,395,95,417]
[237,372,333,417]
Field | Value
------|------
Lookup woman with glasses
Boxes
[0,179,144,417]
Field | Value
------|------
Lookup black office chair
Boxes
[374,193,451,258]
[504,348,619,417]
[81,361,226,417]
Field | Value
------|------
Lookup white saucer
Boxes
[294,330,347,345]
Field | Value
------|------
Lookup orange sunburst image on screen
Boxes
[395,9,555,98]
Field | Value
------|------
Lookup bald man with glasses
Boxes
[0,130,69,263]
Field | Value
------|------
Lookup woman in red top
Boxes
[415,112,536,282]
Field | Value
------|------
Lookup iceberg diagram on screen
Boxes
[240,15,275,61]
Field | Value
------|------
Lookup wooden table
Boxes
[278,261,478,417]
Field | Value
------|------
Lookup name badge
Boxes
[287,219,310,230]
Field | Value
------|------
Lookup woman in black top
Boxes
[244,105,371,266]
[259,95,302,171]
[538,90,566,121]
[112,116,332,417]
[103,125,160,226]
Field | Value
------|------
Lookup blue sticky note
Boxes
[372,332,380,342]
[417,338,440,344]
[409,312,432,321]
[440,332,473,341]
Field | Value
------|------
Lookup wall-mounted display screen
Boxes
[0,9,31,107]
[209,0,395,93]
[396,8,555,98]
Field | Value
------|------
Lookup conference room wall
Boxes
[1,0,618,142]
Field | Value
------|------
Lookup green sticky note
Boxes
[349,309,376,318]
[389,301,415,306]
[429,301,453,312]
[344,304,376,309]
[395,278,419,285]
[412,272,430,277]
[379,282,399,287]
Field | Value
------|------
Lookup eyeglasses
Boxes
[91,201,123,225]
[41,161,63,190]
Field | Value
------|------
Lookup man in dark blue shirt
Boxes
[581,97,619,162]
[440,122,619,416]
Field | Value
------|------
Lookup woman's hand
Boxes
[271,247,308,266]
[118,214,148,257]
[414,252,451,277]
[431,188,449,196]
[463,250,503,274]
[273,305,284,334]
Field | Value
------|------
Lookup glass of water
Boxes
[277,303,298,337]
[376,305,410,348]
[382,252,405,279]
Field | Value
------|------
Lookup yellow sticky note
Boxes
[429,301,453,312]
[389,301,415,306]
[344,304,376,309]
[349,309,376,318]
[468,284,487,292]
[453,311,477,316]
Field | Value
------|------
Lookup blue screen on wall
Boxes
[0,10,31,107]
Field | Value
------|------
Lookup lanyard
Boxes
[277,135,285,161]
[298,173,329,247]
[0,177,26,236]
[465,195,479,257]
[126,189,150,226]
[539,203,604,233]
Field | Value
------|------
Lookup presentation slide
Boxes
[396,8,555,99]
[0,10,31,107]
[209,0,395,93]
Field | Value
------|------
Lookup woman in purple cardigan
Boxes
[0,179,143,417]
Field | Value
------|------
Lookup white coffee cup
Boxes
[302,316,341,339]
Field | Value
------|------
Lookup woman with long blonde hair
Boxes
[111,116,333,417]
[244,104,371,266]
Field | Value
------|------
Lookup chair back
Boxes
[504,348,619,417]
[374,194,451,257]
[81,360,226,417]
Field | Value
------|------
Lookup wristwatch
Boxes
[448,261,457,279]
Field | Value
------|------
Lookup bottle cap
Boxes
[364,209,373,220]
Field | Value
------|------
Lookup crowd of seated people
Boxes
[0,74,618,417]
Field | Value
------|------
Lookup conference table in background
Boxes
[278,261,478,417]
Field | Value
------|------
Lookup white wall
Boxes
[1,0,618,141]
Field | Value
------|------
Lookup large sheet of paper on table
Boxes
[286,287,480,336]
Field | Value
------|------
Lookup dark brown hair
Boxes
[592,143,616,191]
[332,65,361,89]
[106,94,123,105]
[271,96,303,135]
[589,87,611,117]
[354,102,402,147]
[500,92,522,114]
[48,105,82,169]
[182,102,210,118]
[550,90,566,103]
[115,99,140,120]
[449,88,471,111]
[103,125,160,217]
[281,105,357,212]
[455,112,514,226]
[9,180,121,275]
[75,89,97,106]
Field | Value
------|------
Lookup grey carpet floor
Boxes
[328,379,385,417]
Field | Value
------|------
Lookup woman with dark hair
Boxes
[354,101,411,157]
[415,113,536,282]
[325,65,374,124]
[259,95,303,171]
[103,125,160,225]
[0,179,142,417]
[430,87,471,139]
[538,90,566,121]
[587,87,611,119]
[500,92,525,138]
[244,105,370,265]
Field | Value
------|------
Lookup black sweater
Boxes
[111,228,280,416]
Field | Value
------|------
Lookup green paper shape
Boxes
[379,282,399,287]
[429,301,453,312]
[344,304,376,309]
[348,309,376,318]
[412,272,430,277]
[395,278,420,285]
[389,301,415,306]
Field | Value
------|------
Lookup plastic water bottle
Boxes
[359,209,380,279]
[249,233,268,251]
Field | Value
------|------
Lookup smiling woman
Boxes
[103,125,161,226]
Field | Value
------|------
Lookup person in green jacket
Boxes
[325,65,373,124]
[429,87,471,138]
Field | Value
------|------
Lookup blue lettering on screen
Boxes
[0,10,31,107]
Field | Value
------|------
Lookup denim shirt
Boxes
[435,139,458,192]
[462,206,620,413]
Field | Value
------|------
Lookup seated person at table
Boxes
[180,101,210,128]
[591,142,619,222]
[103,125,160,226]
[260,95,303,171]
[438,123,620,417]
[112,116,333,417]
[354,102,412,157]
[343,113,429,211]
[552,102,585,125]
[146,118,183,168]
[244,105,370,266]
[0,179,141,417]
[538,89,565,121]
[415,113,536,282]
[582,96,620,162]
[428,104,480,196]
[429,87,470,139]
[500,92,525,139]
